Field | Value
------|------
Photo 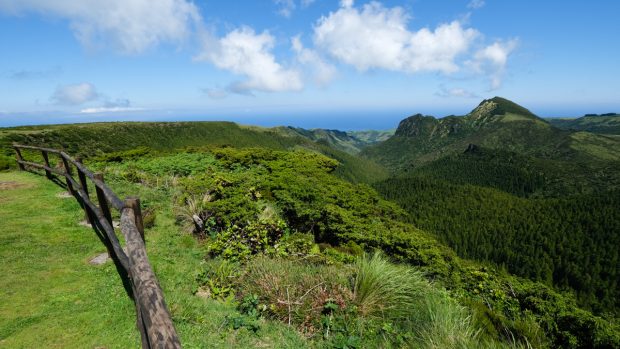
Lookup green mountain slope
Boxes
[0,121,388,184]
[362,97,620,196]
[374,176,620,315]
[273,126,394,154]
[91,146,619,348]
[362,97,620,318]
[548,113,620,134]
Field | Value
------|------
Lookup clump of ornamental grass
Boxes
[353,252,484,348]
[352,251,427,321]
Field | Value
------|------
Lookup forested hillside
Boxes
[362,97,620,318]
[374,176,620,315]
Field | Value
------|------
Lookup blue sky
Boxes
[1,0,619,129]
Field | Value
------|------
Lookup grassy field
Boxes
[0,170,305,348]
[0,171,138,348]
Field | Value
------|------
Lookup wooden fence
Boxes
[12,144,181,349]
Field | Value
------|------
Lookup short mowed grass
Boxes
[0,171,138,348]
[0,171,306,348]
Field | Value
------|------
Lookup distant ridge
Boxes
[547,113,620,135]
[362,96,620,194]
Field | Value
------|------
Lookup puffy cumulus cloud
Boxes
[313,1,479,74]
[52,83,99,105]
[468,39,518,89]
[0,0,200,53]
[292,36,336,86]
[196,27,303,94]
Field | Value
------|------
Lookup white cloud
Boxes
[8,66,62,80]
[202,87,228,100]
[292,36,336,86]
[340,0,354,9]
[467,0,485,9]
[468,39,518,89]
[103,98,131,108]
[0,0,200,53]
[274,0,316,18]
[52,83,99,105]
[275,0,295,17]
[436,85,478,98]
[195,27,303,94]
[301,0,316,7]
[80,106,143,114]
[313,2,479,74]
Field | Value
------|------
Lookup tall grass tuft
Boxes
[353,252,487,348]
[353,251,427,321]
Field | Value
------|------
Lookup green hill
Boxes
[548,113,620,135]
[362,97,620,196]
[374,176,620,315]
[0,121,388,184]
[87,145,618,348]
[273,126,394,154]
[361,97,620,318]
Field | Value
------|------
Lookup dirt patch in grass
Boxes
[0,181,32,190]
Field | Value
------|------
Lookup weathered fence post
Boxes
[12,144,25,171]
[41,150,52,179]
[75,157,92,224]
[61,155,76,196]
[125,197,145,243]
[94,173,113,226]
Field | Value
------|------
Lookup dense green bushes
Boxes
[93,146,620,348]
[0,154,13,171]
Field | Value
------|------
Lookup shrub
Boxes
[196,258,240,301]
[0,154,14,171]
[142,208,156,228]
[235,256,353,334]
[207,219,288,262]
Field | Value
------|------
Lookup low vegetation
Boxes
[82,146,619,348]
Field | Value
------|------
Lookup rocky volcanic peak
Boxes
[469,99,500,122]
[395,114,438,137]
[468,97,539,122]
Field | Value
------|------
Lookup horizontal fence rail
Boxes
[12,143,181,349]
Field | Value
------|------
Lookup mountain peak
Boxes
[469,97,538,121]
[395,114,438,137]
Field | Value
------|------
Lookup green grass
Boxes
[0,171,138,348]
[0,171,307,348]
